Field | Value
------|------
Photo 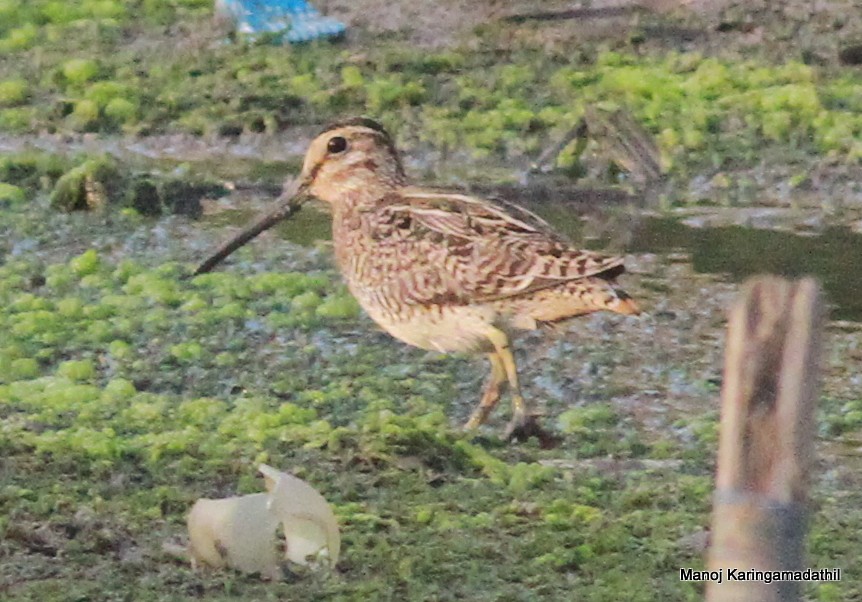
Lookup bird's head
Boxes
[193,117,404,275]
[298,117,406,204]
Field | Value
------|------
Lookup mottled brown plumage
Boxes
[195,117,640,441]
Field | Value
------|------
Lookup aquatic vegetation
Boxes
[0,181,25,206]
[1,161,861,599]
[0,77,27,106]
[821,399,862,435]
[42,154,226,215]
[0,152,68,192]
[0,1,861,177]
[0,213,709,599]
[50,155,123,210]
[2,3,862,600]
[0,23,38,53]
[61,58,100,86]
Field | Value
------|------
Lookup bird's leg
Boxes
[463,352,509,430]
[481,326,550,444]
[495,343,537,441]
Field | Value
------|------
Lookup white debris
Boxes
[187,464,339,579]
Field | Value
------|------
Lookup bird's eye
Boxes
[327,136,347,154]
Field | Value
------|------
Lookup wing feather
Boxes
[361,188,626,306]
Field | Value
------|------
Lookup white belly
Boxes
[364,302,499,354]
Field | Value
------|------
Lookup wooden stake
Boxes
[706,276,822,602]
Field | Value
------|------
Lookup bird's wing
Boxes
[367,188,625,306]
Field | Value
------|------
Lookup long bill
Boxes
[193,179,308,276]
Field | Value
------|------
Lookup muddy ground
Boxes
[1,1,862,601]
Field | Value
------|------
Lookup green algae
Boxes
[0,153,68,193]
[0,77,27,106]
[49,155,122,211]
[1,1,862,179]
[25,153,228,215]
[1,198,859,598]
[0,220,712,599]
[1,3,862,600]
[0,181,25,206]
[61,58,100,86]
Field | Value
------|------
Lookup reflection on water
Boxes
[206,201,862,321]
[627,218,862,322]
[206,203,332,247]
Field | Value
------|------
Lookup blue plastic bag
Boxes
[216,0,346,43]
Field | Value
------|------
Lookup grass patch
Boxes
[0,2,861,180]
[0,191,859,600]
[2,3,862,599]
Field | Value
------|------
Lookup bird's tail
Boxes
[509,277,641,328]
[564,277,641,317]
[605,286,641,316]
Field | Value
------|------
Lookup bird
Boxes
[194,117,640,443]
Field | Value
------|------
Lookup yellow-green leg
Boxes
[477,326,549,443]
[492,336,533,440]
[463,352,509,430]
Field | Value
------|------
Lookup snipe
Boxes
[195,117,640,443]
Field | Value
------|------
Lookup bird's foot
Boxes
[463,408,491,432]
[504,412,560,449]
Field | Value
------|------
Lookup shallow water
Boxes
[626,218,862,321]
[204,199,862,322]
